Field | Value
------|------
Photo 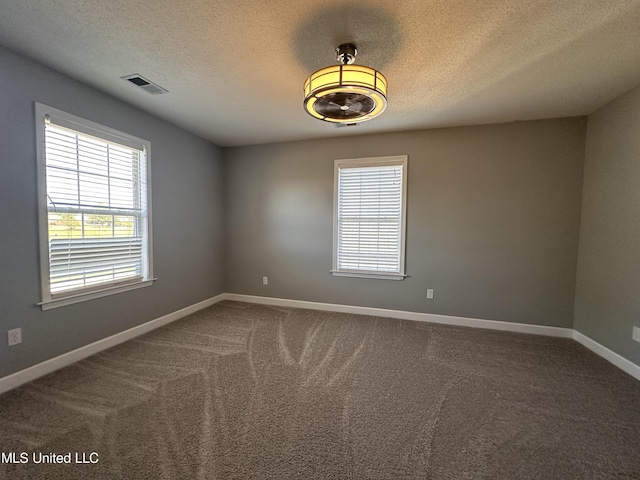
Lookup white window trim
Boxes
[35,103,155,310]
[332,155,408,280]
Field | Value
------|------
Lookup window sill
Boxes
[331,271,407,281]
[38,279,156,311]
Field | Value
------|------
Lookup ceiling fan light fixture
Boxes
[303,44,387,123]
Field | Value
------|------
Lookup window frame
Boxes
[332,155,408,280]
[35,103,154,310]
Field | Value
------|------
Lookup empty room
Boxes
[1,1,639,479]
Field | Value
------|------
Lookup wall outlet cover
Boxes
[8,328,22,346]
[633,326,640,343]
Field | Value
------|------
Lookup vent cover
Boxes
[121,74,168,95]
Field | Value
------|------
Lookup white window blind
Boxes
[333,156,407,280]
[36,103,153,307]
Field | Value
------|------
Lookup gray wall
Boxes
[224,119,586,327]
[0,46,225,378]
[574,85,640,365]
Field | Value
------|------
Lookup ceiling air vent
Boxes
[334,122,359,128]
[121,74,168,95]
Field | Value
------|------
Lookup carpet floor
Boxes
[0,301,639,479]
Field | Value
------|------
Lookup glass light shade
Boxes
[303,64,387,123]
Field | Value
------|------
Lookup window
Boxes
[35,103,153,310]
[332,155,407,280]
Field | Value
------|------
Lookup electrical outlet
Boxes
[262,276,268,286]
[426,289,434,299]
[633,326,640,343]
[7,328,22,346]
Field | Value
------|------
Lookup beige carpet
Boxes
[0,301,639,479]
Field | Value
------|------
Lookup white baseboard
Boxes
[573,330,640,381]
[0,293,226,395]
[2,293,638,395]
[224,293,575,338]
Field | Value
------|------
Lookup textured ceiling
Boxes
[1,1,640,147]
